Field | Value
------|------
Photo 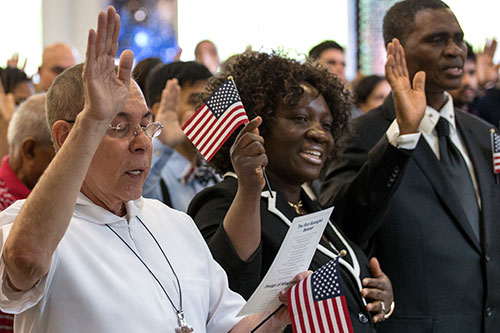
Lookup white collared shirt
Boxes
[386,93,481,207]
[0,193,245,332]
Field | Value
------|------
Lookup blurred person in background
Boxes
[352,75,391,118]
[195,40,220,75]
[309,40,347,82]
[35,43,77,92]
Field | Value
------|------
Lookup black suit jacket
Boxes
[188,175,377,332]
[320,96,500,333]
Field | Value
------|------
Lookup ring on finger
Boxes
[381,301,386,313]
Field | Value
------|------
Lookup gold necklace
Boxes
[287,200,303,215]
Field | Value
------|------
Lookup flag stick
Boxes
[228,75,274,198]
[262,168,274,199]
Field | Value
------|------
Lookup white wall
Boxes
[2,0,500,77]
[42,0,107,64]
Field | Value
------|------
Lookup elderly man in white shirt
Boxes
[0,7,297,332]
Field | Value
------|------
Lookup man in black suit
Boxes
[320,1,500,332]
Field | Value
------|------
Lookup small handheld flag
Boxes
[182,79,248,162]
[491,129,500,174]
[287,255,353,333]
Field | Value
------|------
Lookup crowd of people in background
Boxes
[0,0,499,332]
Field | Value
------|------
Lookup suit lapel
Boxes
[412,134,482,253]
[455,112,498,252]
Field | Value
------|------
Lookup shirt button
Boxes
[485,255,490,262]
[358,312,369,324]
[486,307,493,317]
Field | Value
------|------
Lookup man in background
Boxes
[143,61,218,212]
[0,93,54,332]
[194,40,219,74]
[449,43,479,114]
[308,40,346,81]
[36,43,77,92]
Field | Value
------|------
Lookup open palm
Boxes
[82,7,133,124]
[385,38,426,135]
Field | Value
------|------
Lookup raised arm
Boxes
[2,6,133,291]
[321,38,426,245]
[223,117,267,261]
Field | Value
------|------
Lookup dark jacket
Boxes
[320,96,500,333]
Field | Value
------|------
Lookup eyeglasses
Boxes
[108,121,164,139]
[63,120,164,139]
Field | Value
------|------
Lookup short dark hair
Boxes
[354,75,386,104]
[205,51,352,174]
[308,40,344,60]
[132,57,163,95]
[383,0,449,47]
[465,42,476,62]
[0,67,30,93]
[145,61,212,108]
[46,63,85,130]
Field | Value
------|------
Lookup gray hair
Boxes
[46,63,85,131]
[7,93,51,159]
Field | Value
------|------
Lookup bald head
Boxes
[38,43,77,92]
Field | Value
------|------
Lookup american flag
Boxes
[182,79,248,162]
[492,130,500,174]
[287,257,353,333]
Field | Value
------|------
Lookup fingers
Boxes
[110,13,121,57]
[95,11,107,58]
[368,257,382,278]
[293,270,313,282]
[117,50,134,84]
[174,47,183,61]
[105,7,118,56]
[366,300,385,313]
[159,79,181,116]
[413,71,426,93]
[236,116,262,139]
[85,29,97,71]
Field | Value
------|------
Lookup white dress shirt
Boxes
[386,93,481,207]
[0,193,245,332]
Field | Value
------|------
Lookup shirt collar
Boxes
[0,155,30,200]
[74,192,144,225]
[420,91,456,135]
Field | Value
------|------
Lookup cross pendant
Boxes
[174,326,194,333]
[175,310,194,333]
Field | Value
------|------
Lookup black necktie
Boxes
[435,117,480,240]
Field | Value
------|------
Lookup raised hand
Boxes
[476,39,500,88]
[385,38,426,135]
[230,117,268,194]
[361,257,394,323]
[155,78,186,148]
[82,6,134,125]
[6,53,27,70]
[0,79,15,122]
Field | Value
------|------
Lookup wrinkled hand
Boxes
[361,258,394,323]
[155,78,186,147]
[82,6,133,125]
[0,80,15,122]
[385,38,426,135]
[230,117,267,194]
[476,39,500,88]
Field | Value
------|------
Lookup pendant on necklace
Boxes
[175,310,194,333]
